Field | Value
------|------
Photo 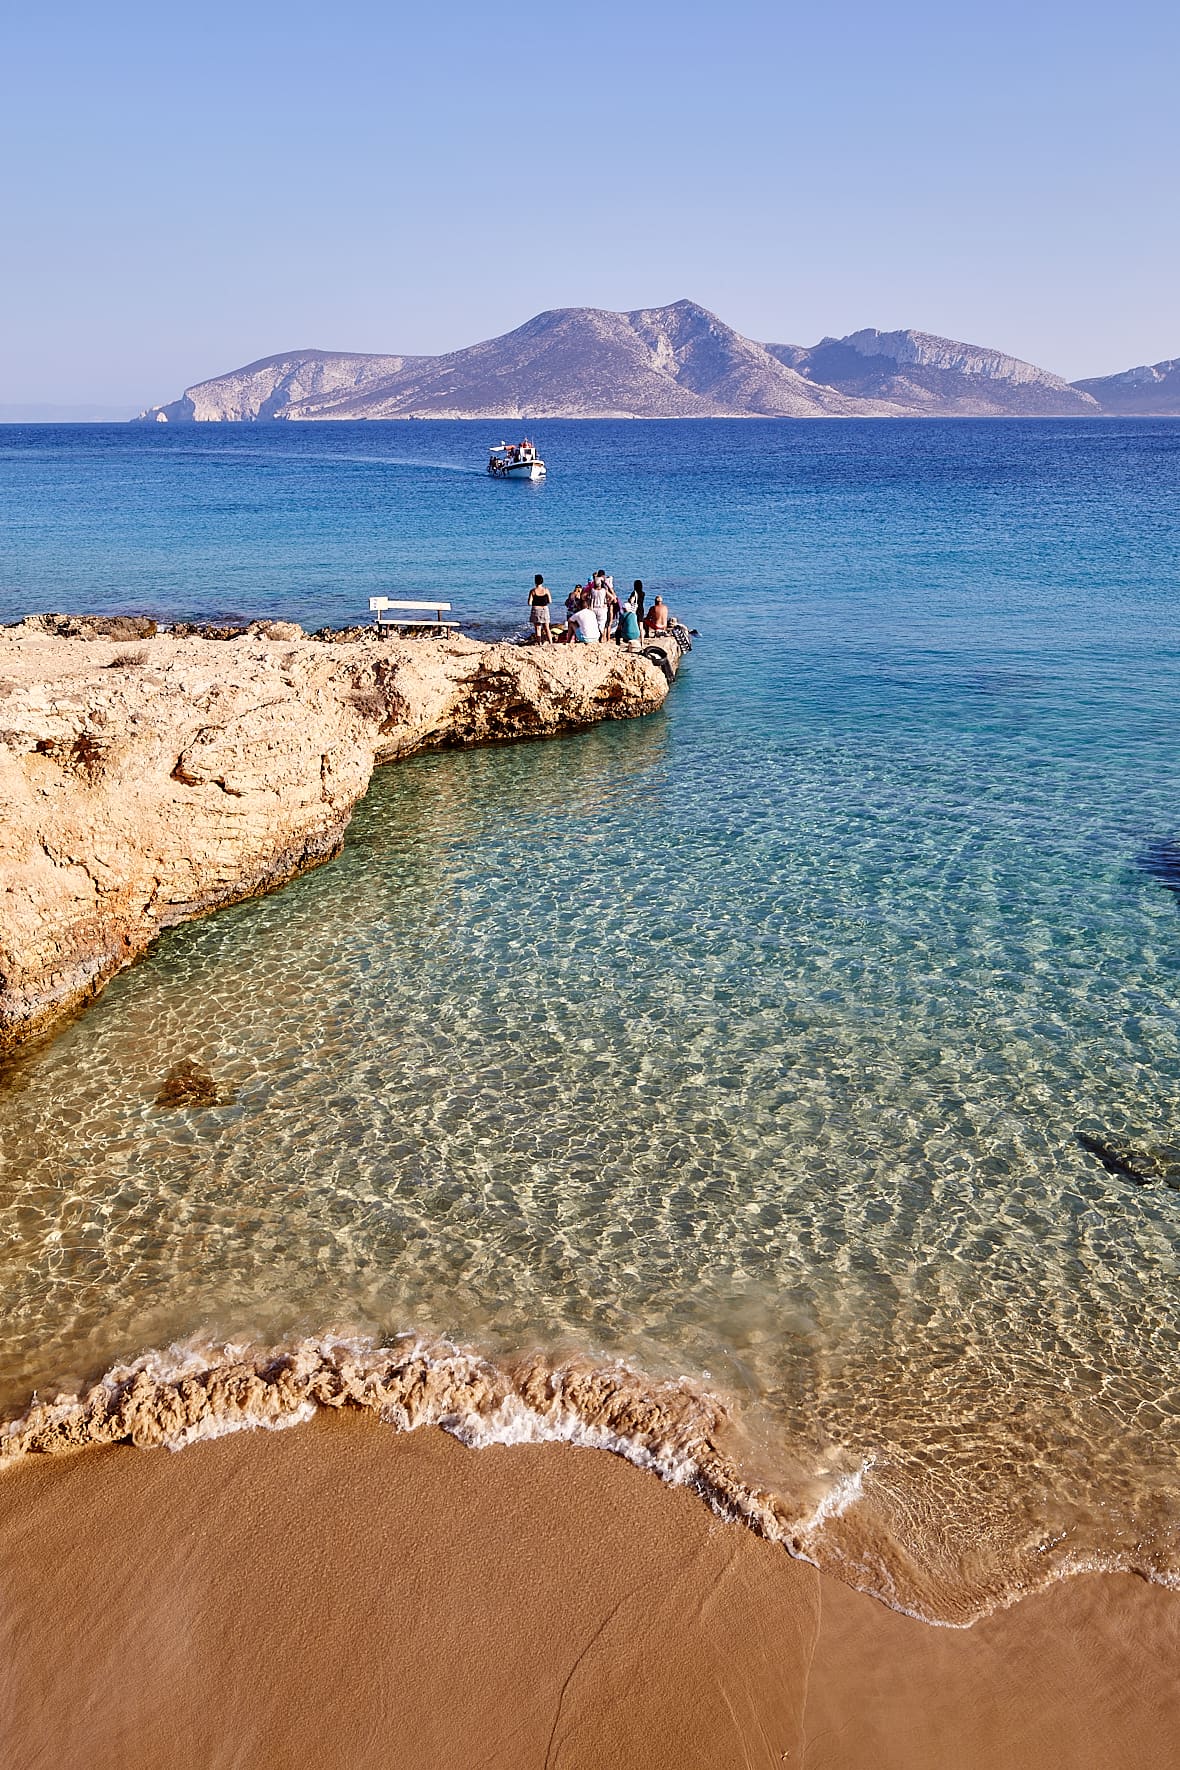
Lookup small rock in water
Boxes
[1135,838,1180,896]
[155,1059,229,1108]
[1077,1130,1180,1191]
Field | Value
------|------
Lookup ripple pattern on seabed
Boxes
[1,419,1179,1622]
[2,699,1179,1617]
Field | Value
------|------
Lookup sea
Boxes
[1,417,1178,1624]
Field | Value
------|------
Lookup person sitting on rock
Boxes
[556,585,583,642]
[568,598,602,643]
[615,595,642,651]
[644,595,670,635]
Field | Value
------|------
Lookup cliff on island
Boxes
[0,621,669,1053]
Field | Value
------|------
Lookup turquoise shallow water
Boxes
[1,420,1178,1619]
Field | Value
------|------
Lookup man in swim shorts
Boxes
[644,595,670,634]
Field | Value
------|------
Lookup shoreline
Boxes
[3,1408,1177,1769]
[4,1331,1175,1630]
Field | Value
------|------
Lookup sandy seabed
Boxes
[1,1411,1177,1769]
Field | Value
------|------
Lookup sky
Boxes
[1,0,1177,407]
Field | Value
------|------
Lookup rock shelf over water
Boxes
[0,620,669,1052]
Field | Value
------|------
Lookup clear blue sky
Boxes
[2,0,1176,405]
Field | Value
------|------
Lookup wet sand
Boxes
[1,1410,1176,1769]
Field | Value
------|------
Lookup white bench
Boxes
[369,597,461,635]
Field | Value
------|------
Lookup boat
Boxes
[487,439,545,481]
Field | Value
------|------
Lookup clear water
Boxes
[1,420,1179,1619]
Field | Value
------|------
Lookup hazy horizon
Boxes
[2,0,1176,407]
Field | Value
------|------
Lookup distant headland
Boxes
[135,300,1180,423]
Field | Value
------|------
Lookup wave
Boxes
[0,1334,866,1552]
[1,1333,1172,1627]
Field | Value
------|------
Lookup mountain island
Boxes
[137,301,1177,422]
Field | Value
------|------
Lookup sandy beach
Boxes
[6,1,1179,1757]
[1,1411,1176,1769]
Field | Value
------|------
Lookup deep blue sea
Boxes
[1,419,1178,1621]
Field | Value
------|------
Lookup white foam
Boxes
[164,1399,318,1451]
[793,1458,873,1535]
[442,1391,709,1491]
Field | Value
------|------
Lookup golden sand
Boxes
[1,1410,1176,1769]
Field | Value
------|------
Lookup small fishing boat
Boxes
[488,439,545,481]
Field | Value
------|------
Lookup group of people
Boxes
[527,569,674,648]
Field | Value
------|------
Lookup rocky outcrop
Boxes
[0,626,668,1052]
[1077,1131,1180,1191]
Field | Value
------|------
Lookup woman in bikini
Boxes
[527,573,552,644]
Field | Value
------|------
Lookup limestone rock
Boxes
[0,629,668,1051]
[12,613,159,641]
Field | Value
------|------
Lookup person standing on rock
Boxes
[528,573,552,644]
[605,581,621,641]
[589,572,610,641]
[599,569,616,639]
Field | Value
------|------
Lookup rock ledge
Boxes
[0,626,669,1052]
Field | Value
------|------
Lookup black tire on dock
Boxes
[642,647,674,683]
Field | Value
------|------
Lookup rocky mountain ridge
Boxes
[136,301,1176,421]
[766,329,1098,416]
[1072,357,1180,415]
